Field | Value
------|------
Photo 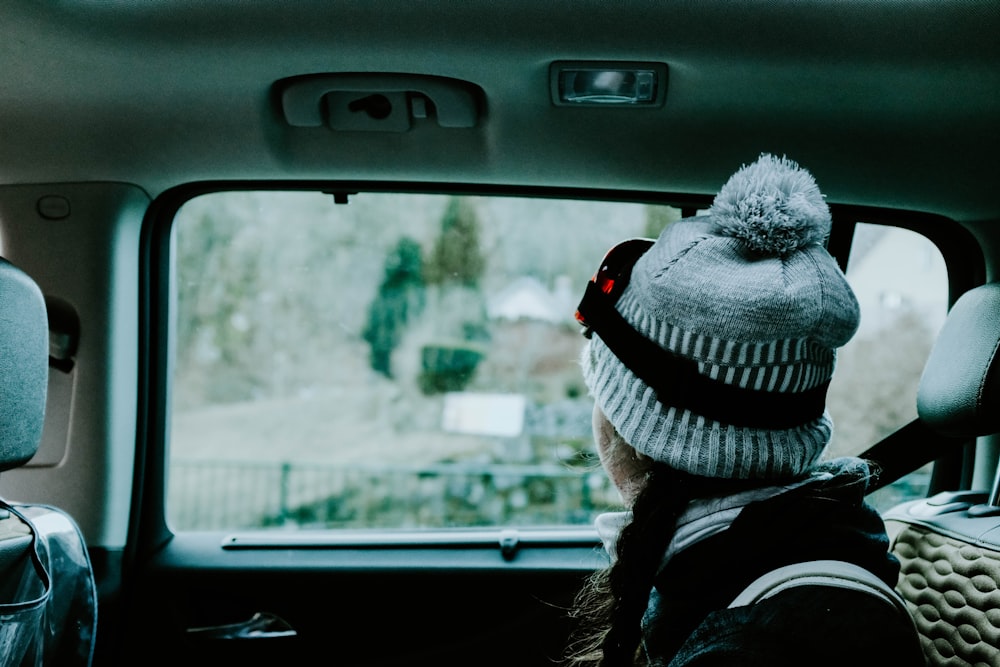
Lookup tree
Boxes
[424,197,486,287]
[362,237,425,377]
[418,197,490,392]
[643,204,681,239]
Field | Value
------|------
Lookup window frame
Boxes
[829,206,985,497]
[130,182,985,558]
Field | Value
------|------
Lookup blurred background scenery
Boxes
[168,192,944,531]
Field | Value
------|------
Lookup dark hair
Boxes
[563,464,762,667]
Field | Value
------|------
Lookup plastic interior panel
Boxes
[0,183,148,548]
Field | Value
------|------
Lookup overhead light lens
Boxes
[552,62,667,107]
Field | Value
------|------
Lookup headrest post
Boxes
[988,463,1000,508]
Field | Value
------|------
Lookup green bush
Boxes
[419,343,485,394]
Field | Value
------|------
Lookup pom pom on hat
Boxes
[709,154,831,256]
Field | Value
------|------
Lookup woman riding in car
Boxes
[565,154,925,667]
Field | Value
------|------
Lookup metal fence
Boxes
[168,459,617,531]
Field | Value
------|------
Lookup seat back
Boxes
[883,282,1000,667]
[0,257,48,471]
[0,257,96,666]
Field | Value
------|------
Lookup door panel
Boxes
[121,532,602,666]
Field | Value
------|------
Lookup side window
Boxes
[826,223,948,510]
[168,192,679,531]
[167,197,947,531]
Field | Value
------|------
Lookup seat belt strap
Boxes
[860,418,968,493]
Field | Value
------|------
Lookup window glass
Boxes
[169,192,678,530]
[168,195,946,530]
[826,223,948,511]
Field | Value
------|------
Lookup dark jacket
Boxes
[640,472,925,666]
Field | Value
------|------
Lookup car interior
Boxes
[0,1,998,665]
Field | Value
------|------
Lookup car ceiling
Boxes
[1,1,998,222]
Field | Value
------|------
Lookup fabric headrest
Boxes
[0,258,48,472]
[917,282,1000,438]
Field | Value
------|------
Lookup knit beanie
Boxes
[580,154,860,480]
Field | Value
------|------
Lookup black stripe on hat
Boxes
[577,281,828,430]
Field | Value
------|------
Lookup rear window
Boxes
[167,192,946,530]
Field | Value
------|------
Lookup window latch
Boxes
[499,529,519,561]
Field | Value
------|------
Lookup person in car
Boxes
[566,154,925,667]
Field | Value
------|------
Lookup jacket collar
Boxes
[594,471,834,563]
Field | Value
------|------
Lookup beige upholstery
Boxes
[887,515,1000,667]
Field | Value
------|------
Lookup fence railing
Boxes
[168,459,617,531]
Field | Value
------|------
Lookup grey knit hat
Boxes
[579,154,860,480]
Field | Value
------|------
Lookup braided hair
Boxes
[564,463,761,667]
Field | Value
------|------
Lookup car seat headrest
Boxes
[0,258,47,472]
[917,282,1000,438]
